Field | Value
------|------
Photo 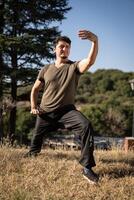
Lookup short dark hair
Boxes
[54,36,71,47]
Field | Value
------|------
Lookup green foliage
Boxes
[0,0,71,67]
[2,68,133,142]
[77,69,134,137]
[16,107,36,143]
[13,69,133,140]
[81,104,130,137]
[97,78,114,92]
[0,0,71,138]
[81,105,104,135]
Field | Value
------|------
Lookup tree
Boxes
[0,0,5,141]
[103,107,127,136]
[0,0,71,140]
[79,69,134,137]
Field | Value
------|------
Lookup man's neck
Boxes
[55,58,69,68]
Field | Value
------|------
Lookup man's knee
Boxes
[79,115,94,136]
[80,117,90,131]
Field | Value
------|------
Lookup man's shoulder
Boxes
[40,63,53,72]
[42,63,53,69]
[67,60,76,65]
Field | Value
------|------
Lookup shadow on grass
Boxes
[99,158,134,178]
[100,158,134,167]
[45,151,79,161]
[20,149,80,161]
[100,167,134,179]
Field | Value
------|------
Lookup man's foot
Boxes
[82,168,99,184]
[23,151,39,158]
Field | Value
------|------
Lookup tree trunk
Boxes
[8,2,18,143]
[9,52,17,143]
[0,54,3,142]
[0,0,4,142]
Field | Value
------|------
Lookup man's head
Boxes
[54,36,71,60]
[54,36,71,47]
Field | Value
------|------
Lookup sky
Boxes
[56,0,134,72]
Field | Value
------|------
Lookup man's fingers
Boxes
[30,109,40,115]
[78,30,97,41]
[78,30,90,39]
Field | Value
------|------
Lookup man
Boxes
[26,30,99,184]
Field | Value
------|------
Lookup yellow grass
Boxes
[0,147,134,200]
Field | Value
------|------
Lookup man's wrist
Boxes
[91,36,98,43]
[31,107,37,110]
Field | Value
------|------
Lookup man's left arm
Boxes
[77,30,98,73]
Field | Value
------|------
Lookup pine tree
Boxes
[0,0,5,141]
[0,0,71,141]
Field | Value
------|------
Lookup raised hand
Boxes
[78,30,97,42]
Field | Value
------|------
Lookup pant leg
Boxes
[59,109,96,168]
[29,114,56,153]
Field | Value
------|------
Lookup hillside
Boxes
[1,69,134,144]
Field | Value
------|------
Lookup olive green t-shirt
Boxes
[37,60,81,112]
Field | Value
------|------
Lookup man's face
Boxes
[54,40,71,59]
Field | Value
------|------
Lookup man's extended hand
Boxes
[78,30,97,42]
[30,107,45,115]
[30,108,40,115]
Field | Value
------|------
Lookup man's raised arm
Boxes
[77,30,98,73]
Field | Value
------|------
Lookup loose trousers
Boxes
[29,105,96,168]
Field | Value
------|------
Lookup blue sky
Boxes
[57,0,134,72]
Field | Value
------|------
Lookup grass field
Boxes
[0,147,134,200]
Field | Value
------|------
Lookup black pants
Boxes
[29,105,96,168]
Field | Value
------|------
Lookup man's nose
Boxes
[63,46,67,51]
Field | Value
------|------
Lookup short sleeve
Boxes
[73,61,82,75]
[37,65,49,83]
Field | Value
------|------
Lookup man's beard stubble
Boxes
[61,56,67,59]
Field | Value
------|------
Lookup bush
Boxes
[16,107,36,145]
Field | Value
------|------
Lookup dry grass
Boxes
[0,147,134,200]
